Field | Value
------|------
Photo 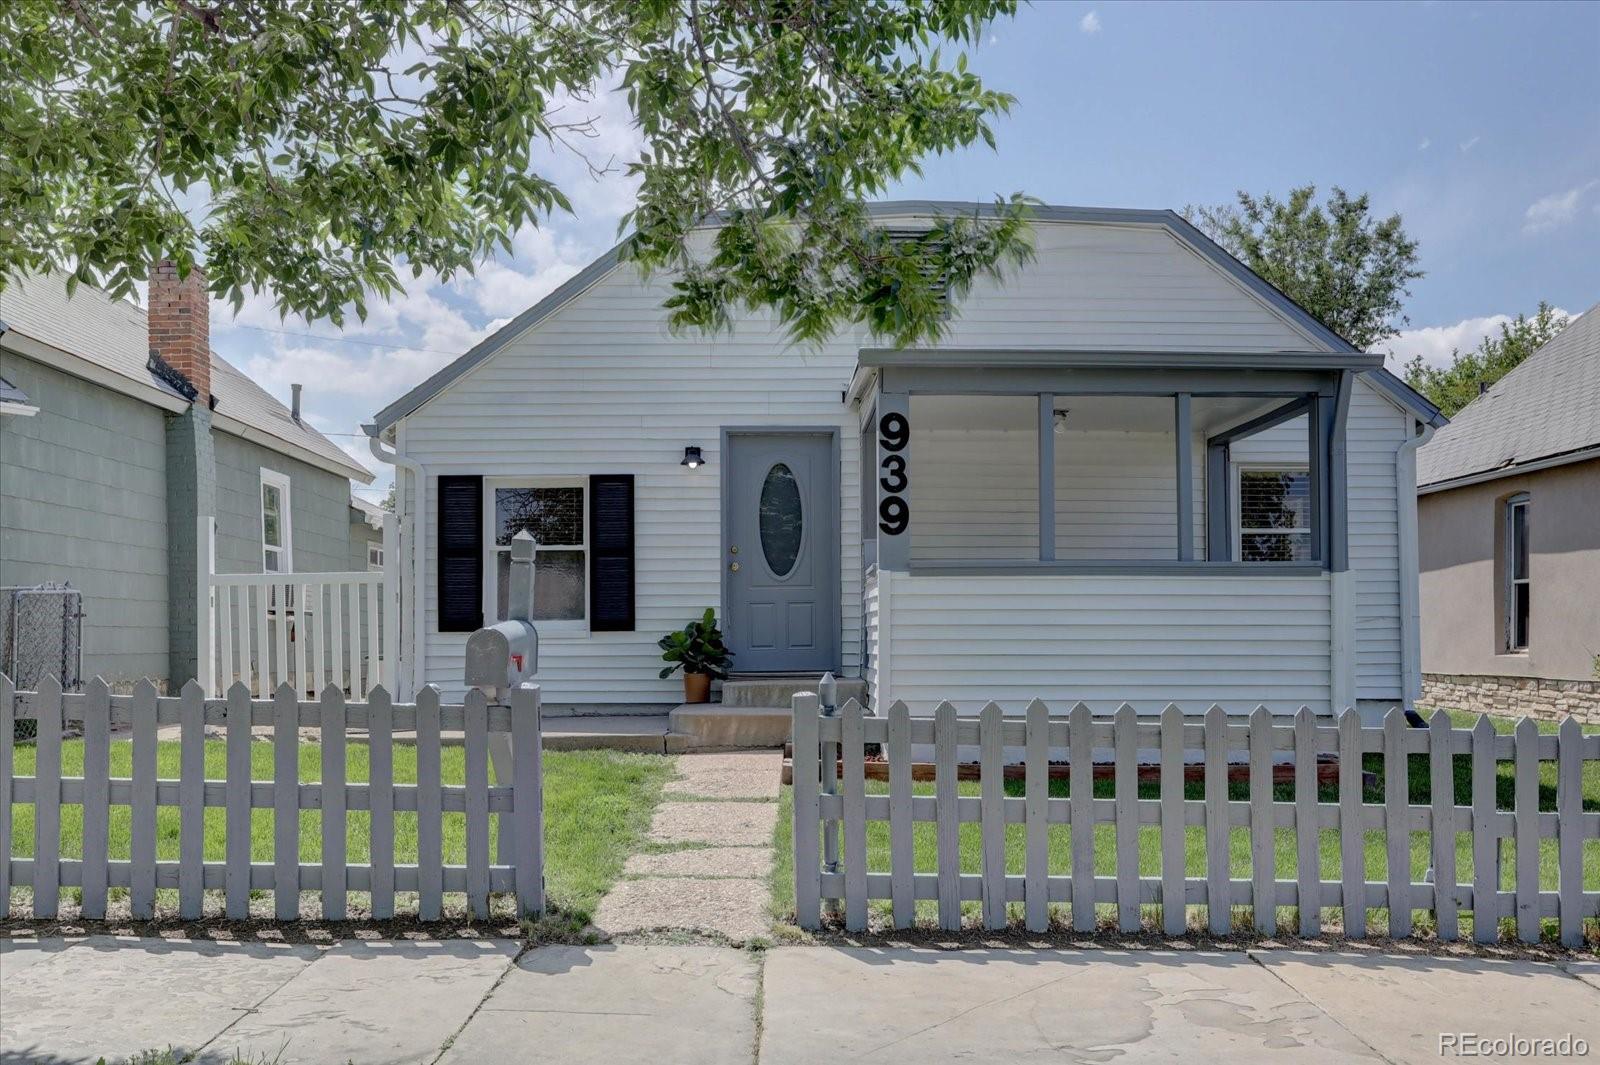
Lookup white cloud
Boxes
[1417,137,1431,151]
[1380,307,1571,372]
[1079,10,1101,33]
[1458,135,1480,153]
[1522,180,1600,234]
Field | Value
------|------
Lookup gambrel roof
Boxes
[1418,303,1599,491]
[366,201,1444,435]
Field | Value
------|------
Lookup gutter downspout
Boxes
[369,432,426,700]
[1396,417,1437,711]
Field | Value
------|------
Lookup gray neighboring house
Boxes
[349,494,387,573]
[0,264,374,691]
[1417,303,1599,724]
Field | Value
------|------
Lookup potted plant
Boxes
[658,608,732,703]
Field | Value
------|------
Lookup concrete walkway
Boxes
[592,750,781,944]
[5,937,1598,1065]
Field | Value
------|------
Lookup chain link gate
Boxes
[2,584,84,739]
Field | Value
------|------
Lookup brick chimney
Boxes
[149,259,211,400]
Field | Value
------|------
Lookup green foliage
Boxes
[1,0,1031,345]
[1185,185,1423,351]
[658,607,732,680]
[1403,303,1569,417]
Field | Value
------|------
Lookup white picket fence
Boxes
[201,516,400,700]
[1,674,544,922]
[792,696,1600,946]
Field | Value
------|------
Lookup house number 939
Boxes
[878,411,910,536]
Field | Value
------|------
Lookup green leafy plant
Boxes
[658,608,732,680]
[1,0,1031,346]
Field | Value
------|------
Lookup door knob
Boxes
[730,545,739,554]
[729,562,741,572]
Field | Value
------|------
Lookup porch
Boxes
[852,351,1368,715]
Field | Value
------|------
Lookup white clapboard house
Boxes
[365,203,1445,722]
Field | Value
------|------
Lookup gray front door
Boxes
[724,430,839,673]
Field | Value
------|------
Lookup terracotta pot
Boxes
[683,671,712,703]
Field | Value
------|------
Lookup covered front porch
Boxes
[852,350,1370,715]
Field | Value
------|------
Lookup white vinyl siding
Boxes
[910,428,1038,562]
[394,220,1409,708]
[1056,430,1179,560]
[879,573,1333,714]
[1347,379,1409,700]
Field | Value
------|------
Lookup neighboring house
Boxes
[365,202,1443,718]
[0,264,374,691]
[350,494,387,572]
[1416,303,1599,724]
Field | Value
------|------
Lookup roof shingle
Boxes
[1417,304,1600,488]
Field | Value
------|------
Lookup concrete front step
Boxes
[541,714,695,754]
[668,704,791,749]
[720,674,866,709]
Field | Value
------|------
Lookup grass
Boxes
[772,710,1600,940]
[7,739,675,925]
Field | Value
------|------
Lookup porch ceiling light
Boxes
[681,445,705,469]
[1053,409,1070,434]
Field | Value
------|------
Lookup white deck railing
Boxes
[199,515,399,699]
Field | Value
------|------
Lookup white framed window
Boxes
[1504,493,1530,652]
[483,478,587,630]
[367,544,383,571]
[1233,465,1312,562]
[260,468,293,573]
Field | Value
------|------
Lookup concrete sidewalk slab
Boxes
[592,878,771,943]
[648,800,777,845]
[217,939,522,1065]
[665,750,782,800]
[760,946,1381,1064]
[0,936,319,1065]
[1254,950,1600,1063]
[1566,960,1600,991]
[438,944,757,1065]
[624,846,773,878]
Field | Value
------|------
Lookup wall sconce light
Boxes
[1053,409,1070,435]
[681,445,704,468]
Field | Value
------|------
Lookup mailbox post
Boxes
[466,530,541,886]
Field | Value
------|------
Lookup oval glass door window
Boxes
[759,463,804,577]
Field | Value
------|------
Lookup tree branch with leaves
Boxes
[1,0,1033,346]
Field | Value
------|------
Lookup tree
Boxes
[1403,303,1569,417]
[1185,186,1423,351]
[0,0,1031,345]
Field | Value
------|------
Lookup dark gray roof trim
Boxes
[366,200,1446,433]
[1364,367,1447,428]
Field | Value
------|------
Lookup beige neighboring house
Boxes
[1417,303,1600,723]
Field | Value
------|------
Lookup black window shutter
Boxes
[437,475,483,633]
[589,474,635,631]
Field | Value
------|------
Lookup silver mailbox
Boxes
[464,529,538,699]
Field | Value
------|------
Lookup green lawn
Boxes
[773,711,1600,940]
[7,740,674,924]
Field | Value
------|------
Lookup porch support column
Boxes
[1174,393,1193,561]
[1205,440,1230,561]
[1327,370,1353,573]
[1038,393,1055,561]
[875,391,911,572]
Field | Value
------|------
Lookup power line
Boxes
[234,323,465,357]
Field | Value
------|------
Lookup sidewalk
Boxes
[4,936,1596,1064]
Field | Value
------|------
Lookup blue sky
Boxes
[204,1,1600,499]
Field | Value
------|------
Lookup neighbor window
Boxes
[1235,466,1312,562]
[367,544,383,571]
[1505,493,1530,651]
[486,480,586,625]
[260,469,293,573]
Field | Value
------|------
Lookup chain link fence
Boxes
[2,584,84,740]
